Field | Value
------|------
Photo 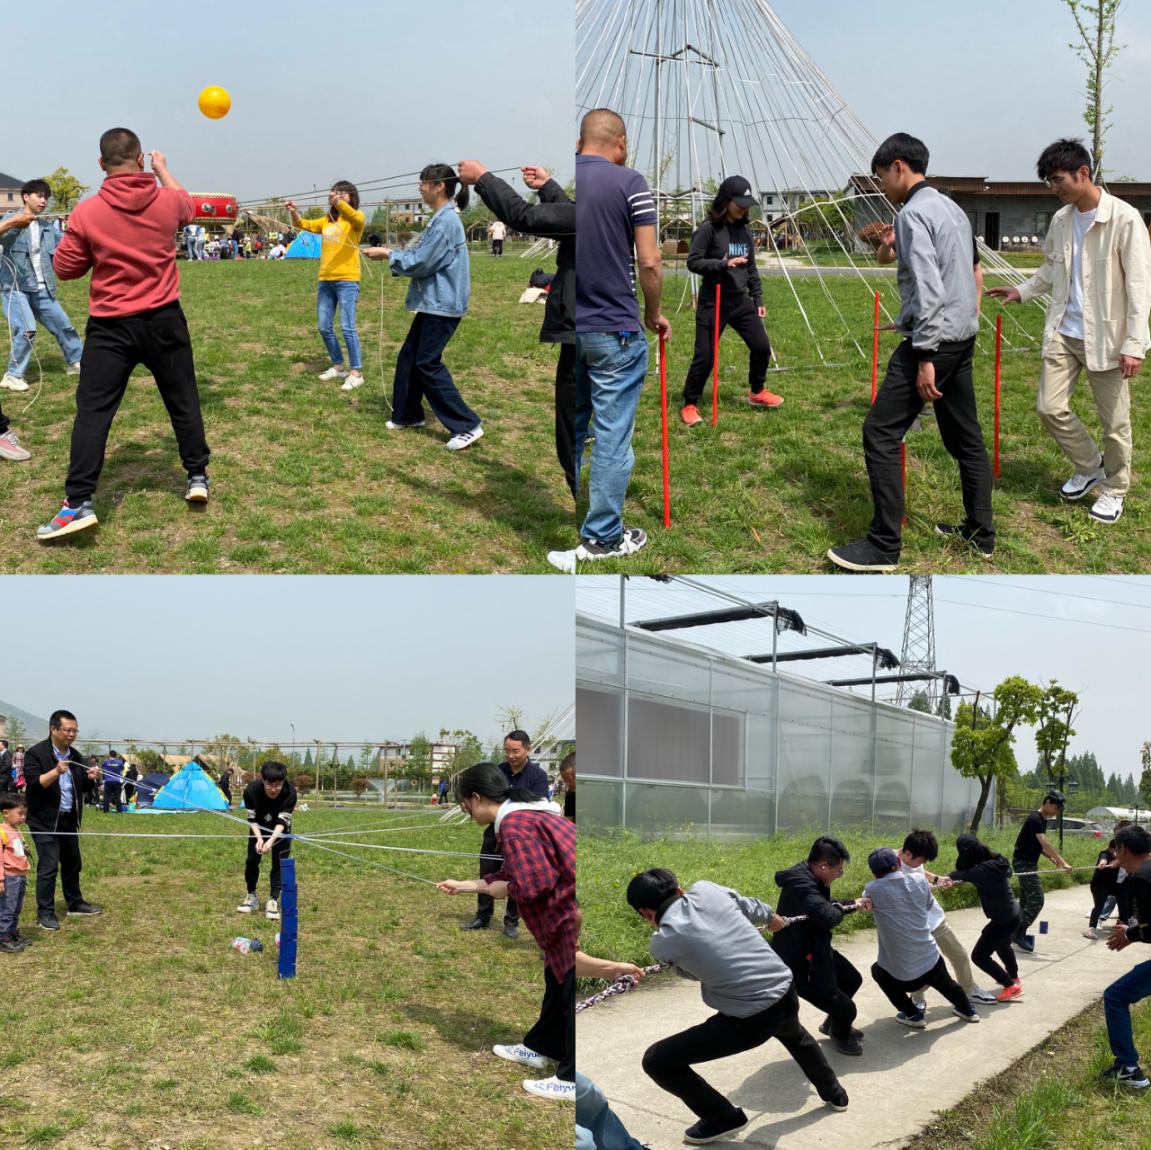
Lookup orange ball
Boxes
[198,86,231,120]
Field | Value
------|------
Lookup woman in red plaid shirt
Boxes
[438,762,576,1102]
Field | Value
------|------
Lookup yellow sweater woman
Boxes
[285,181,366,390]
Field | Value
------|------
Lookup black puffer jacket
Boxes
[771,861,853,984]
[474,172,574,345]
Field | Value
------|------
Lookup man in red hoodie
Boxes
[39,127,211,539]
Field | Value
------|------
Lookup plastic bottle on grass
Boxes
[232,936,264,954]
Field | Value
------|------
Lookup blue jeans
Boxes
[1104,958,1151,1067]
[391,312,479,435]
[576,1074,645,1150]
[317,281,362,370]
[4,288,83,379]
[575,331,648,546]
[0,874,26,937]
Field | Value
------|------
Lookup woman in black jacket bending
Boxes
[681,175,782,426]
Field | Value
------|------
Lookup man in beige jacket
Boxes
[989,138,1150,525]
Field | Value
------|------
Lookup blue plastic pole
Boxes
[278,856,298,979]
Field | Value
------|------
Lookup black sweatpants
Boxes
[871,955,973,1016]
[523,963,574,1082]
[66,302,210,501]
[641,984,840,1123]
[793,949,863,1041]
[683,295,771,405]
[31,813,85,914]
[245,832,292,900]
[556,342,576,498]
[972,914,1020,987]
[476,822,518,926]
[862,336,992,558]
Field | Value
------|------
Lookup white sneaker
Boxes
[66,362,82,375]
[1083,927,1099,940]
[492,1043,549,1070]
[318,365,347,381]
[445,425,484,451]
[952,1007,981,1023]
[1,373,28,392]
[385,419,426,430]
[236,893,259,914]
[521,1076,575,1101]
[547,527,649,573]
[340,374,364,391]
[969,986,1001,1004]
[1089,493,1124,524]
[1060,460,1105,501]
[265,899,280,920]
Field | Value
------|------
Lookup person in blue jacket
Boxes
[365,164,482,451]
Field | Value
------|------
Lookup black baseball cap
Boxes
[718,176,757,208]
[868,847,900,876]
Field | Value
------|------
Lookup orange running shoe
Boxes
[748,389,784,408]
[995,982,1023,1002]
[680,404,703,426]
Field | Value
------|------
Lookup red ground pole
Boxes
[712,283,721,426]
[871,290,880,401]
[660,332,671,527]
[994,313,1002,479]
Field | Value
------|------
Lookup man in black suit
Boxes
[24,709,103,931]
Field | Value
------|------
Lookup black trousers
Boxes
[1089,885,1117,928]
[31,813,85,914]
[523,963,574,1082]
[683,295,771,405]
[971,915,1020,987]
[66,302,210,501]
[793,949,863,1040]
[477,822,517,925]
[642,984,840,1123]
[556,342,576,498]
[871,956,972,1016]
[245,833,292,899]
[101,781,122,812]
[862,336,993,558]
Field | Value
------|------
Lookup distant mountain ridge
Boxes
[0,698,51,744]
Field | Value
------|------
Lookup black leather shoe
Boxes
[504,922,520,939]
[459,916,490,931]
[38,914,61,932]
[67,901,103,916]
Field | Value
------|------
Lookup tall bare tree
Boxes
[1062,0,1124,180]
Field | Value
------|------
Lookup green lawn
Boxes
[3,807,567,1150]
[0,247,571,573]
[572,267,1149,573]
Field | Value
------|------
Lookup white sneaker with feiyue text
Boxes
[493,1043,549,1070]
[547,527,648,573]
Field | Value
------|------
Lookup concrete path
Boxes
[577,886,1142,1149]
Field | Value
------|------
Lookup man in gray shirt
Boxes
[627,868,847,1144]
[863,848,978,1028]
[829,132,993,572]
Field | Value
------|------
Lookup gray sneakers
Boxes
[236,893,259,913]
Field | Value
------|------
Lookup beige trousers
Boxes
[914,917,975,995]
[1037,331,1132,496]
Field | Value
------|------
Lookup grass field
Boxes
[576,826,1105,974]
[571,266,1150,574]
[2,806,568,1150]
[0,246,572,573]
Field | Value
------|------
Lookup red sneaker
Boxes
[995,983,1023,1002]
[748,389,784,408]
[680,404,703,426]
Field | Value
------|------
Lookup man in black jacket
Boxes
[24,709,102,931]
[457,161,575,498]
[0,741,12,791]
[1102,824,1151,1089]
[459,729,550,939]
[773,836,866,1055]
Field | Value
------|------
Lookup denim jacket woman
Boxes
[387,202,471,318]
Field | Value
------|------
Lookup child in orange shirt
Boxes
[0,796,31,952]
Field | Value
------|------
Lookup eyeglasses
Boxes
[1043,174,1071,188]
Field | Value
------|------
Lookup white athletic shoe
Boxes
[521,1076,575,1101]
[236,893,259,914]
[493,1043,549,1070]
[969,986,1001,1004]
[340,373,364,391]
[265,899,280,920]
[318,365,348,381]
[1,373,28,392]
[445,426,484,451]
[1089,493,1124,524]
[66,361,82,375]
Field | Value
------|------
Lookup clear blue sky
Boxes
[776,0,1151,180]
[4,1,574,204]
[3,576,574,748]
[577,575,1151,786]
